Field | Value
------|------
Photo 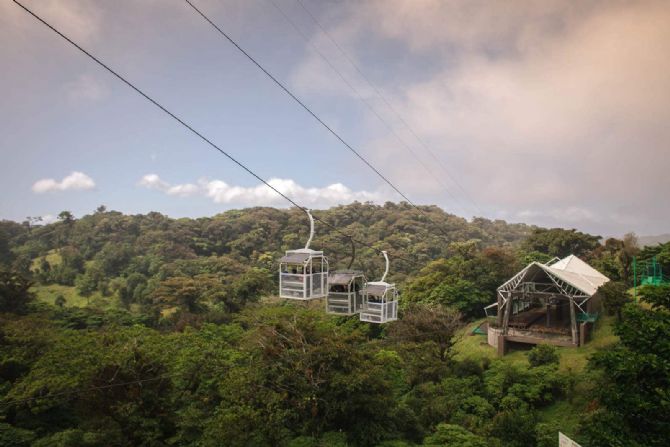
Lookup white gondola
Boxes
[279,210,329,300]
[326,238,365,315]
[326,270,366,315]
[360,251,398,323]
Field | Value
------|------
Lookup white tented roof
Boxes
[498,254,610,297]
[546,255,609,296]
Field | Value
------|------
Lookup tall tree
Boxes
[619,232,640,285]
[522,228,601,258]
[0,269,34,313]
[599,281,631,321]
[582,287,670,446]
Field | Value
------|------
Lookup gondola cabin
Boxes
[279,248,329,300]
[359,251,398,323]
[326,270,366,315]
[360,281,398,323]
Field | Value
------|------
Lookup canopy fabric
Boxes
[329,272,359,286]
[547,255,609,296]
[365,281,392,296]
[280,252,311,264]
[280,248,324,264]
[498,254,609,297]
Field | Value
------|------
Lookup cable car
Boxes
[326,239,366,315]
[279,210,329,300]
[360,251,398,323]
[326,271,366,315]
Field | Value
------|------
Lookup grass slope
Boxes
[30,249,62,272]
[31,283,112,309]
[454,316,618,440]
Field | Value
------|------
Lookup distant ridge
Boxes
[639,234,670,247]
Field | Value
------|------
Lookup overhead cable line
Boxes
[295,0,484,216]
[181,0,460,241]
[10,0,418,269]
[265,0,472,218]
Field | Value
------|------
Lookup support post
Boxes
[570,298,578,346]
[579,322,588,346]
[497,335,507,356]
[496,292,503,327]
[502,292,513,335]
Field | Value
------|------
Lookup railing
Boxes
[360,300,398,323]
[279,272,328,300]
[311,272,327,297]
[326,291,353,314]
[326,291,364,315]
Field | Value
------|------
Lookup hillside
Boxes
[0,204,668,446]
[2,203,535,311]
[638,233,670,247]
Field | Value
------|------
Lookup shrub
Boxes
[528,344,559,367]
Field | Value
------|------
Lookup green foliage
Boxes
[422,423,487,446]
[0,205,619,446]
[0,423,35,447]
[582,296,670,447]
[404,247,519,320]
[518,250,553,265]
[0,269,33,313]
[57,211,75,224]
[54,294,66,308]
[0,227,13,267]
[522,228,601,258]
[388,303,462,363]
[488,401,538,447]
[599,281,631,320]
[528,344,560,368]
[32,429,107,447]
[639,283,670,310]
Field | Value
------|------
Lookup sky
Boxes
[1,0,669,237]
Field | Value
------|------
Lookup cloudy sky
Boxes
[1,0,668,236]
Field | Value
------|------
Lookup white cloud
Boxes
[138,173,170,191]
[138,174,383,207]
[66,74,109,102]
[290,0,670,233]
[41,214,58,225]
[32,171,96,193]
[2,0,102,44]
[167,183,200,197]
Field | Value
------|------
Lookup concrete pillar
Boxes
[497,335,507,356]
[579,322,590,347]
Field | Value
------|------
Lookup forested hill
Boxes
[1,202,669,446]
[1,202,535,287]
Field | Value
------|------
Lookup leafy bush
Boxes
[528,344,560,367]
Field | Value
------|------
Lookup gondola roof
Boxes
[280,248,324,264]
[329,270,364,285]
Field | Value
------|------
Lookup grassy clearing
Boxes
[452,320,528,366]
[31,283,108,309]
[454,315,619,440]
[454,316,618,372]
[30,250,62,272]
[451,316,618,441]
[556,316,617,372]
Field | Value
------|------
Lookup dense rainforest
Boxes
[0,202,668,446]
